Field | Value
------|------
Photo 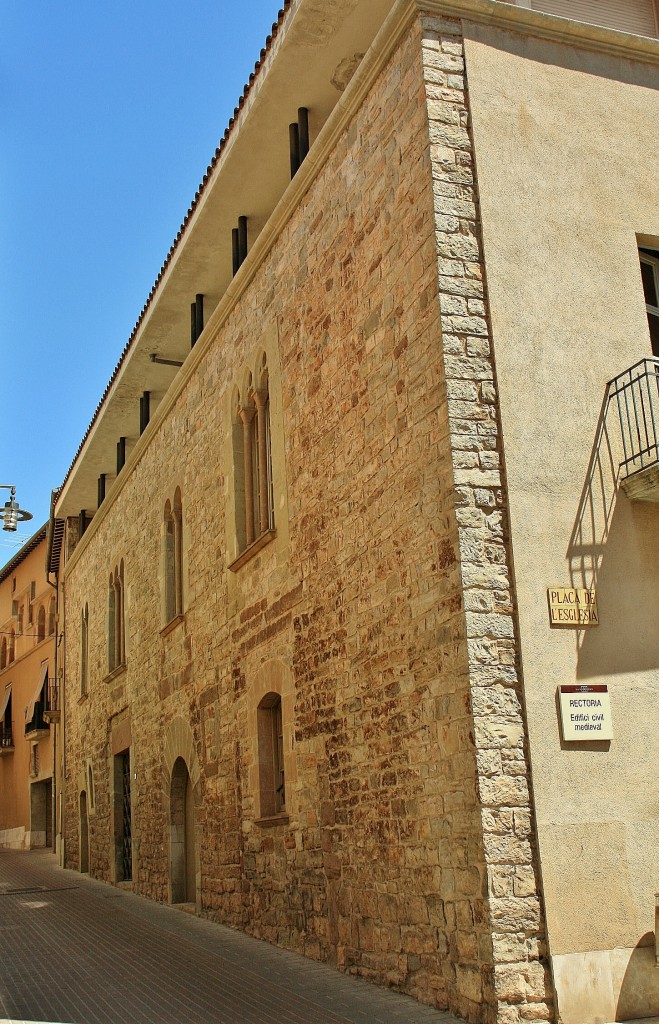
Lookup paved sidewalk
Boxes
[0,849,463,1024]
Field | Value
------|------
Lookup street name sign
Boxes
[547,587,598,626]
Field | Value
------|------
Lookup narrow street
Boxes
[0,850,461,1024]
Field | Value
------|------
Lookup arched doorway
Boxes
[79,791,89,873]
[169,757,195,904]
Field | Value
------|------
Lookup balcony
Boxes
[42,680,61,724]
[25,703,49,742]
[608,358,659,502]
[0,724,13,755]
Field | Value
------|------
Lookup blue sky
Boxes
[0,0,282,559]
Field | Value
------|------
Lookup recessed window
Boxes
[47,598,56,637]
[81,604,89,696]
[0,638,6,670]
[108,562,125,673]
[8,630,15,664]
[164,490,183,624]
[37,606,46,643]
[640,250,659,357]
[234,359,274,554]
[257,692,285,818]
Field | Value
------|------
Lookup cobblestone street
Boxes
[0,850,462,1024]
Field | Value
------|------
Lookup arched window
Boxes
[37,606,46,643]
[164,490,183,624]
[0,637,6,670]
[257,692,285,817]
[47,598,56,636]
[81,604,89,696]
[108,562,125,672]
[235,357,274,552]
[8,630,15,664]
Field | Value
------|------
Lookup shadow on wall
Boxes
[616,932,659,1021]
[567,393,659,679]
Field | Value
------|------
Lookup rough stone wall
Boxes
[418,14,554,1024]
[62,13,550,1023]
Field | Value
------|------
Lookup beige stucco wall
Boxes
[0,535,56,849]
[463,21,659,1022]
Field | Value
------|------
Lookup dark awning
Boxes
[25,662,48,724]
[0,685,11,719]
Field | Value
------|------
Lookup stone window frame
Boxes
[250,659,296,827]
[257,692,285,817]
[107,560,126,675]
[163,488,184,629]
[224,326,289,578]
[86,759,95,815]
[80,603,89,698]
[230,354,275,566]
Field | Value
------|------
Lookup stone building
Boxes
[49,1,658,1022]
[0,525,59,850]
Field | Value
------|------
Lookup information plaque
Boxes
[558,684,613,741]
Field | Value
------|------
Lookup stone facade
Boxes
[53,2,659,1023]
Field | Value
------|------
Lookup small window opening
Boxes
[257,693,285,817]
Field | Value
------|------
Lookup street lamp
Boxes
[0,485,33,532]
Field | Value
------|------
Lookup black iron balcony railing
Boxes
[25,702,49,738]
[607,357,659,478]
[0,724,13,750]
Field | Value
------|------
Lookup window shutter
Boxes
[526,0,658,38]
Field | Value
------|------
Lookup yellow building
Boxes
[0,525,58,851]
[49,1,658,1022]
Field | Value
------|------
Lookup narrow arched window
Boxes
[37,606,46,643]
[47,598,56,636]
[108,563,125,672]
[81,604,89,696]
[0,637,6,670]
[235,357,274,554]
[8,630,15,664]
[164,490,183,624]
